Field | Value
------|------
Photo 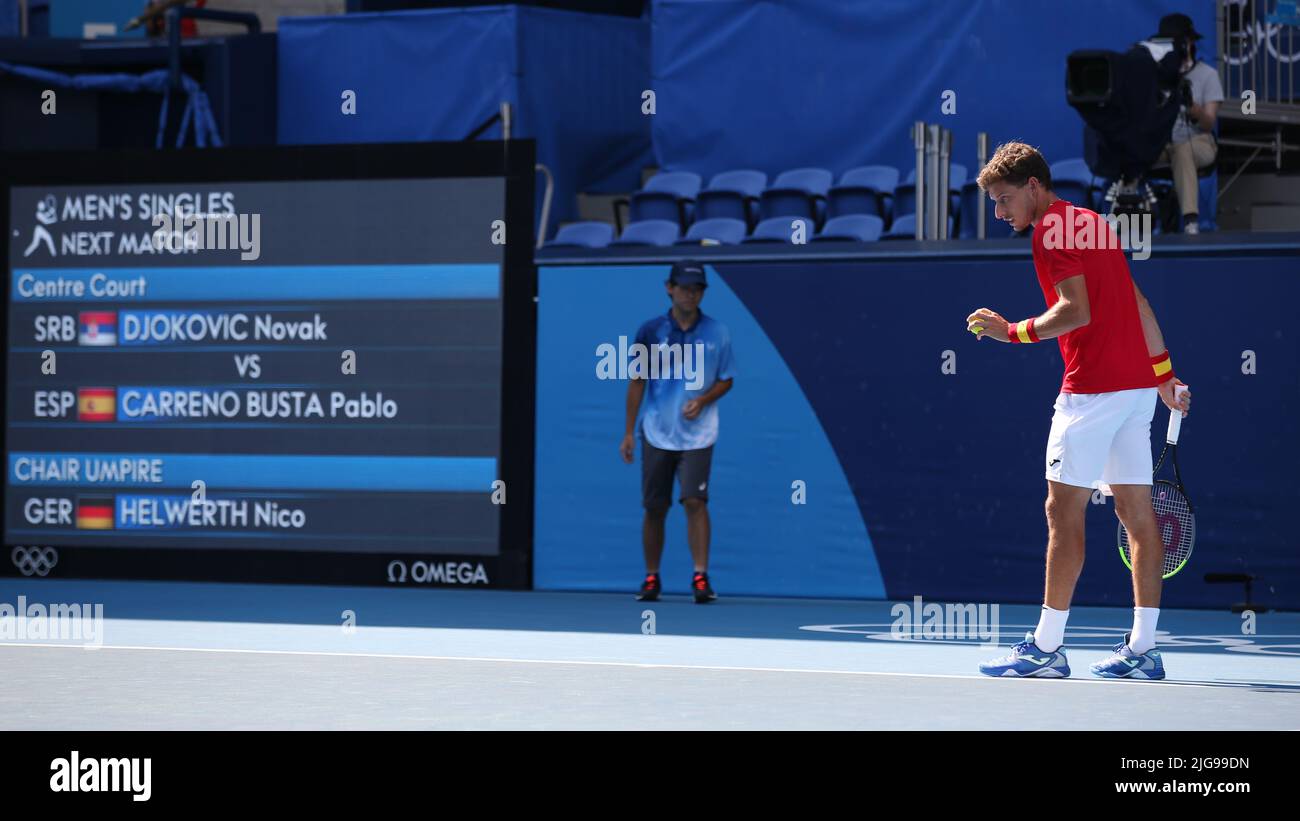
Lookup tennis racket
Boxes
[1118,384,1193,579]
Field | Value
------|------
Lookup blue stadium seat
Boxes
[697,170,767,226]
[893,177,917,221]
[884,213,917,238]
[894,164,967,190]
[958,181,1014,239]
[760,167,833,224]
[829,165,898,221]
[676,217,748,245]
[546,221,615,248]
[1051,157,1098,211]
[612,219,681,247]
[627,171,702,227]
[948,163,968,193]
[1196,170,1217,232]
[813,214,884,242]
[642,170,702,198]
[882,213,953,239]
[742,216,815,243]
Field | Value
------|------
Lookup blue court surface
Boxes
[2,579,1298,730]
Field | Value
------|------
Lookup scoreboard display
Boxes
[2,144,535,587]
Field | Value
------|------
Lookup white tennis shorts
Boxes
[1045,387,1158,494]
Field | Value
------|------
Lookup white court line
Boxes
[0,641,1277,691]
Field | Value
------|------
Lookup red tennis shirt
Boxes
[1031,199,1159,394]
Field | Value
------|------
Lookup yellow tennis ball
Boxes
[971,326,983,334]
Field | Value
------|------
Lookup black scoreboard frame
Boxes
[0,140,537,590]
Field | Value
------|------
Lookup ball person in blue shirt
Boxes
[619,261,735,603]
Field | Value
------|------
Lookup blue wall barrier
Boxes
[535,247,1299,609]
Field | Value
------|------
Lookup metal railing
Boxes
[463,103,554,248]
[913,120,954,240]
[535,163,554,250]
[1218,0,1299,108]
[465,102,513,141]
[976,132,989,239]
[166,7,261,90]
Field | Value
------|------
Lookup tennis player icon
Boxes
[23,195,58,258]
[966,143,1191,681]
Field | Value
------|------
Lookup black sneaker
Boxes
[692,572,717,604]
[636,573,661,601]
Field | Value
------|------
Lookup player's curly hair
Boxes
[976,142,1053,192]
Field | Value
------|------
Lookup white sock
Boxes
[1033,605,1069,652]
[1129,607,1160,654]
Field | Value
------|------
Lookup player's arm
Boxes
[1132,280,1166,355]
[1132,281,1192,415]
[620,377,646,463]
[697,378,733,406]
[682,378,733,420]
[1189,99,1220,132]
[965,274,1090,342]
[684,331,737,420]
[625,378,647,432]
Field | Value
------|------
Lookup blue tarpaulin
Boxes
[278,6,654,234]
[0,61,221,148]
[0,0,17,36]
[650,0,1215,184]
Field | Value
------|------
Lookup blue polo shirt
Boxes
[634,309,735,451]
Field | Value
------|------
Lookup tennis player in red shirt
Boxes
[967,142,1190,680]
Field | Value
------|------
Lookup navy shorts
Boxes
[641,440,713,511]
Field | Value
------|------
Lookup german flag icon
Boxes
[76,496,114,530]
[77,388,116,422]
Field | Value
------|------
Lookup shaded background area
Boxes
[534,251,1299,609]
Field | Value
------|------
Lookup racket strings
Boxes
[1119,482,1195,576]
[1150,485,1194,575]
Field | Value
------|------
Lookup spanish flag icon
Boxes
[76,496,115,530]
[77,387,116,422]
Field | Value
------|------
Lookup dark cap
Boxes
[669,259,707,287]
[1153,13,1202,41]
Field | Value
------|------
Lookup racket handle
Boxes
[1166,384,1188,444]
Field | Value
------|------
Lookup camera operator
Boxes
[1151,14,1223,234]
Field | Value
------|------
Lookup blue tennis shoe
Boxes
[978,631,1071,678]
[1089,632,1166,680]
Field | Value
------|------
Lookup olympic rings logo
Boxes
[11,546,59,577]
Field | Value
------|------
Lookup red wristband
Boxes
[1150,350,1175,383]
[1009,319,1038,344]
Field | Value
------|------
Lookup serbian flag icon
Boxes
[77,387,116,421]
[78,311,118,346]
[76,496,115,530]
